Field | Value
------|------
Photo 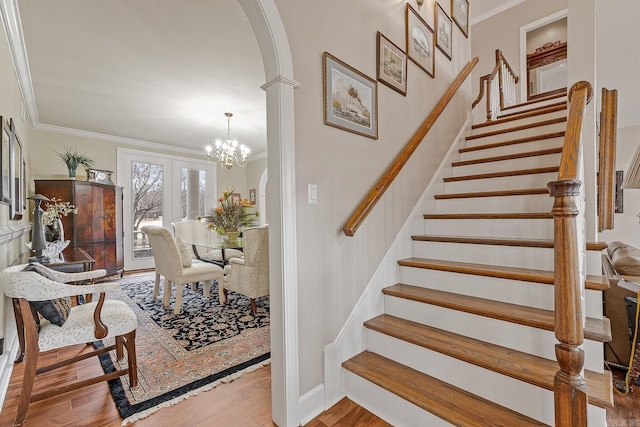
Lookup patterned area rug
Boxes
[97,273,270,424]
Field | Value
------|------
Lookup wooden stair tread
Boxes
[397,257,608,291]
[382,284,611,342]
[424,212,553,220]
[466,117,567,141]
[411,235,608,251]
[434,188,549,199]
[501,93,566,111]
[472,103,567,129]
[444,166,559,183]
[365,314,613,409]
[459,132,565,154]
[452,147,562,167]
[343,351,549,427]
[497,101,567,119]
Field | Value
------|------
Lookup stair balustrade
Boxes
[342,57,479,237]
[547,80,592,427]
[472,49,519,122]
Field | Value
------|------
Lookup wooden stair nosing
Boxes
[452,147,562,168]
[497,101,567,120]
[365,314,613,408]
[444,166,559,183]
[423,212,553,220]
[460,132,565,154]
[501,93,567,111]
[472,104,567,130]
[410,235,608,251]
[434,188,549,199]
[397,257,608,291]
[382,284,611,342]
[343,351,549,427]
[466,117,567,141]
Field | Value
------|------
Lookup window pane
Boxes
[180,167,206,220]
[131,161,163,259]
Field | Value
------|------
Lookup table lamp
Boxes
[27,194,50,261]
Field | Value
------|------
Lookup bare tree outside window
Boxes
[132,162,163,230]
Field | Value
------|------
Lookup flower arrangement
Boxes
[55,146,95,178]
[201,188,258,234]
[42,198,78,226]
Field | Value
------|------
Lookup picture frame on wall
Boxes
[231,193,241,206]
[436,2,453,60]
[376,31,408,96]
[451,0,469,38]
[249,188,256,205]
[1,117,11,205]
[323,51,378,140]
[10,124,23,220]
[615,170,624,213]
[405,4,435,78]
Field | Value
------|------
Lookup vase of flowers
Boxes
[56,146,95,179]
[42,198,78,242]
[201,188,258,241]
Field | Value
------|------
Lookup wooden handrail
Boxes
[473,50,519,122]
[342,57,479,237]
[496,49,519,85]
[471,74,490,109]
[496,49,519,110]
[546,80,592,427]
[598,88,618,232]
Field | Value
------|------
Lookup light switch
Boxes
[308,184,317,205]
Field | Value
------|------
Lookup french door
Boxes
[117,148,215,271]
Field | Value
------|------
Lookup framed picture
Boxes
[376,31,407,96]
[405,4,435,78]
[436,2,453,60]
[615,170,624,213]
[323,51,378,139]
[10,122,23,220]
[231,192,241,206]
[249,188,256,205]
[1,117,11,205]
[451,0,469,38]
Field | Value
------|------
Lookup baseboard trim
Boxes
[298,383,325,426]
[0,330,18,409]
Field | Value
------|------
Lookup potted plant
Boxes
[201,188,258,242]
[56,146,95,179]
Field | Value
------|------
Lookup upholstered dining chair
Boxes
[172,219,243,266]
[221,224,269,315]
[141,225,224,314]
[0,264,138,426]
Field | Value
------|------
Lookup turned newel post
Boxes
[548,179,587,427]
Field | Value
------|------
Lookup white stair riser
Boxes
[435,194,553,213]
[366,331,554,425]
[444,172,557,193]
[412,241,554,270]
[397,266,605,317]
[499,98,567,116]
[470,109,567,134]
[422,218,553,239]
[465,121,566,147]
[458,137,563,162]
[452,153,561,176]
[345,371,453,427]
[383,295,604,371]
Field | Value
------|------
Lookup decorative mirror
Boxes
[526,40,567,101]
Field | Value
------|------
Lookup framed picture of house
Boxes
[376,31,408,96]
[451,0,469,38]
[405,4,435,78]
[436,2,453,60]
[323,51,378,139]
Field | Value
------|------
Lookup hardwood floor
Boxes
[1,342,638,426]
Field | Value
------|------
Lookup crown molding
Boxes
[471,0,526,26]
[261,75,300,91]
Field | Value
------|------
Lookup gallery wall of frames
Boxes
[1,116,26,221]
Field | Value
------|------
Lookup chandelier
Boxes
[206,112,250,169]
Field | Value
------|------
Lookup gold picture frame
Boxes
[376,31,408,96]
[451,0,469,38]
[405,4,435,78]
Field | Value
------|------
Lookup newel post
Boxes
[547,178,587,427]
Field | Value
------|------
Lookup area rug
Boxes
[96,273,271,425]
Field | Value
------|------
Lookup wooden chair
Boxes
[221,225,269,315]
[0,264,138,426]
[141,225,224,314]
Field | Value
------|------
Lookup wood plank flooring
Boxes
[0,335,637,426]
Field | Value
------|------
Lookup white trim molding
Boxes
[471,0,526,26]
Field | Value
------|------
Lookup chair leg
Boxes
[14,299,40,426]
[162,281,172,306]
[203,280,211,299]
[123,330,138,387]
[115,336,124,360]
[174,284,183,315]
[153,273,161,299]
[250,298,257,316]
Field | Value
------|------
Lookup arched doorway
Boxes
[237,1,300,426]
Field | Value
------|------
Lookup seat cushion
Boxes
[38,299,137,352]
[23,263,72,328]
[611,243,640,276]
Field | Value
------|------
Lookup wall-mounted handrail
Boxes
[342,57,479,237]
[546,80,593,426]
[598,88,618,232]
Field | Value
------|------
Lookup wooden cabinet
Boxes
[35,180,124,277]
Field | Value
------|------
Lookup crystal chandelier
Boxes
[206,112,250,169]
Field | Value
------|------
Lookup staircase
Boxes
[342,96,613,426]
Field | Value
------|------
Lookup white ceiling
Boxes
[16,0,267,156]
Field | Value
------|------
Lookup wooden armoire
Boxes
[35,180,124,277]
